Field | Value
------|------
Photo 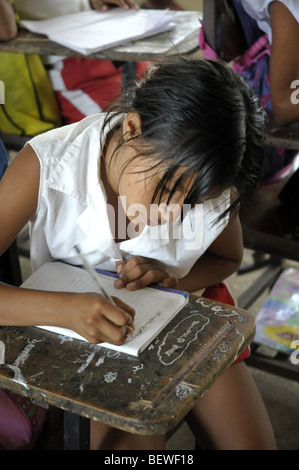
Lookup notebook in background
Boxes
[20,9,175,55]
[21,261,188,356]
[254,268,299,355]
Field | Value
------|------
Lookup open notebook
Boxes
[21,262,188,356]
[20,9,175,55]
[254,268,299,355]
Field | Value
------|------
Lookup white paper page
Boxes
[20,9,174,55]
[21,262,188,356]
[20,10,109,35]
[48,11,174,54]
[19,8,137,35]
[20,9,172,36]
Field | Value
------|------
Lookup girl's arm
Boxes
[269,2,299,125]
[0,0,17,41]
[0,145,134,345]
[176,212,243,293]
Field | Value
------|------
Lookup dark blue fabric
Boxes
[232,0,263,47]
[0,138,9,179]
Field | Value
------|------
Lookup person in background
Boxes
[241,0,299,126]
[0,0,17,40]
[241,1,299,227]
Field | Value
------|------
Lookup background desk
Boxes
[265,118,299,152]
[0,295,254,449]
[0,10,201,63]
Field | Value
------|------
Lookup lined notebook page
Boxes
[21,262,188,356]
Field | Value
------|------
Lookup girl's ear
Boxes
[123,112,142,140]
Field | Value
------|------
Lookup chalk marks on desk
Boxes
[77,350,97,374]
[2,338,43,391]
[157,313,210,366]
[58,335,73,344]
[104,371,118,383]
[175,381,194,400]
[56,299,248,383]
[13,338,42,368]
[132,363,144,374]
[5,364,29,390]
[195,297,239,317]
[1,338,42,390]
[1,299,249,402]
[70,345,145,391]
[74,345,119,373]
[156,299,249,366]
[0,340,5,365]
[210,341,232,361]
[96,356,105,366]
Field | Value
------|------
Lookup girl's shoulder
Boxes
[29,114,105,147]
[27,114,106,167]
[241,0,299,23]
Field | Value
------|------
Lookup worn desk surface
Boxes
[0,10,201,63]
[265,115,299,151]
[0,295,254,436]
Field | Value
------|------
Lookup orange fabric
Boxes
[202,283,250,363]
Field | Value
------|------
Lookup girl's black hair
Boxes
[101,56,266,221]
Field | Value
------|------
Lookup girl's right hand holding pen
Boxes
[0,284,135,347]
[66,292,135,345]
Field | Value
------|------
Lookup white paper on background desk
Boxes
[21,262,188,356]
[20,9,175,55]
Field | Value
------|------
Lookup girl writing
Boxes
[0,57,276,449]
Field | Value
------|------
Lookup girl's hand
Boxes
[89,0,139,11]
[114,256,178,290]
[67,293,135,345]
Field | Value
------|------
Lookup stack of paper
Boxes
[20,9,175,55]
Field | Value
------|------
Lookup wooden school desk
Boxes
[0,294,255,450]
[0,10,201,64]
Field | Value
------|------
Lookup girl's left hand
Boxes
[114,256,178,290]
[89,0,139,11]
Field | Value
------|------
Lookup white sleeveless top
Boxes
[241,0,299,43]
[27,113,230,278]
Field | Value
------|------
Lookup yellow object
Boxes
[264,325,299,349]
[0,53,61,136]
